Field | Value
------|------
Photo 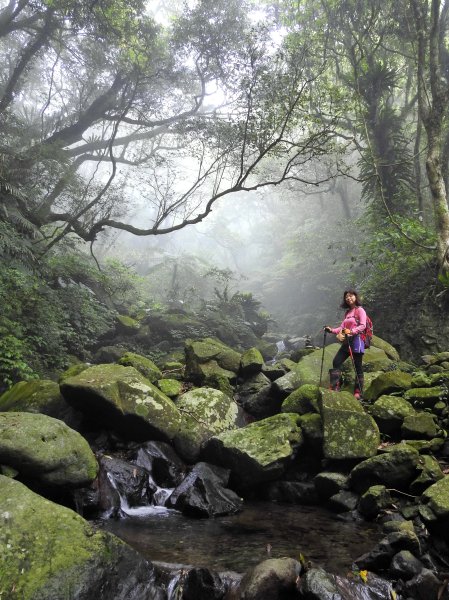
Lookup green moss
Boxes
[118,352,162,383]
[281,384,320,415]
[58,363,90,383]
[0,380,62,412]
[0,412,98,486]
[0,476,143,599]
[421,475,449,519]
[157,378,182,398]
[404,386,444,409]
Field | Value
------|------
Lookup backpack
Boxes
[356,308,373,348]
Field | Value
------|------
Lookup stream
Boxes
[101,501,382,574]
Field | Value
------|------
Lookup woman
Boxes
[324,290,367,399]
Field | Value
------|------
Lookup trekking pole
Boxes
[319,328,327,387]
[347,336,362,393]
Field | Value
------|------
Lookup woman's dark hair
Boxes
[340,289,362,309]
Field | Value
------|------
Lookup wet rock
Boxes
[202,413,303,489]
[0,412,97,488]
[355,530,421,572]
[313,471,348,500]
[166,462,242,517]
[264,481,318,504]
[404,568,448,600]
[326,490,359,513]
[236,372,279,418]
[271,369,302,398]
[60,364,182,442]
[182,567,226,600]
[0,476,165,600]
[236,557,301,600]
[174,387,239,463]
[136,441,186,488]
[100,455,154,508]
[299,567,395,600]
[390,550,424,580]
[261,364,288,381]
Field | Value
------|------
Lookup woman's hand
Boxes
[342,328,351,335]
[324,326,332,332]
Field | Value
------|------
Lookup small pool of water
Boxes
[100,501,381,574]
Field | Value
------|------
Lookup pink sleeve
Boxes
[351,307,367,335]
[330,321,344,335]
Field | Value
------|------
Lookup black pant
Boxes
[333,344,363,376]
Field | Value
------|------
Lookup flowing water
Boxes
[101,501,381,574]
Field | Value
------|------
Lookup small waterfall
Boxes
[166,570,184,600]
[106,472,171,517]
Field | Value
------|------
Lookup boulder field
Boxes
[1,335,449,599]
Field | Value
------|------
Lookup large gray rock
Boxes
[0,412,97,488]
[173,387,239,463]
[60,364,181,442]
[0,476,164,600]
[202,413,303,489]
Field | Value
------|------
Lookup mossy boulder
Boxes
[410,455,444,495]
[369,395,416,435]
[362,346,395,372]
[237,557,302,599]
[116,314,140,334]
[0,380,80,428]
[348,446,421,493]
[364,371,413,402]
[157,378,183,398]
[58,364,90,383]
[240,347,264,375]
[371,336,400,361]
[118,352,162,383]
[184,338,241,384]
[411,372,432,388]
[318,390,380,460]
[403,387,444,409]
[358,485,392,519]
[298,413,323,450]
[295,344,339,385]
[401,413,439,440]
[173,387,239,463]
[202,413,303,489]
[0,412,97,488]
[313,472,348,500]
[281,384,320,415]
[420,476,449,522]
[60,364,181,442]
[0,476,162,600]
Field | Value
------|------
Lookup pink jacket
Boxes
[330,306,367,336]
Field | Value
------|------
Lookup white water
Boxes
[106,472,174,517]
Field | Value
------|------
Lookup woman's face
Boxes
[345,292,356,307]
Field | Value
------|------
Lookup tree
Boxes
[0,0,338,258]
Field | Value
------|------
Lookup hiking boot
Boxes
[329,369,341,391]
[353,375,364,400]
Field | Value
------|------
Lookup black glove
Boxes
[324,326,332,333]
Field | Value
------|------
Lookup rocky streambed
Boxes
[2,336,449,599]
